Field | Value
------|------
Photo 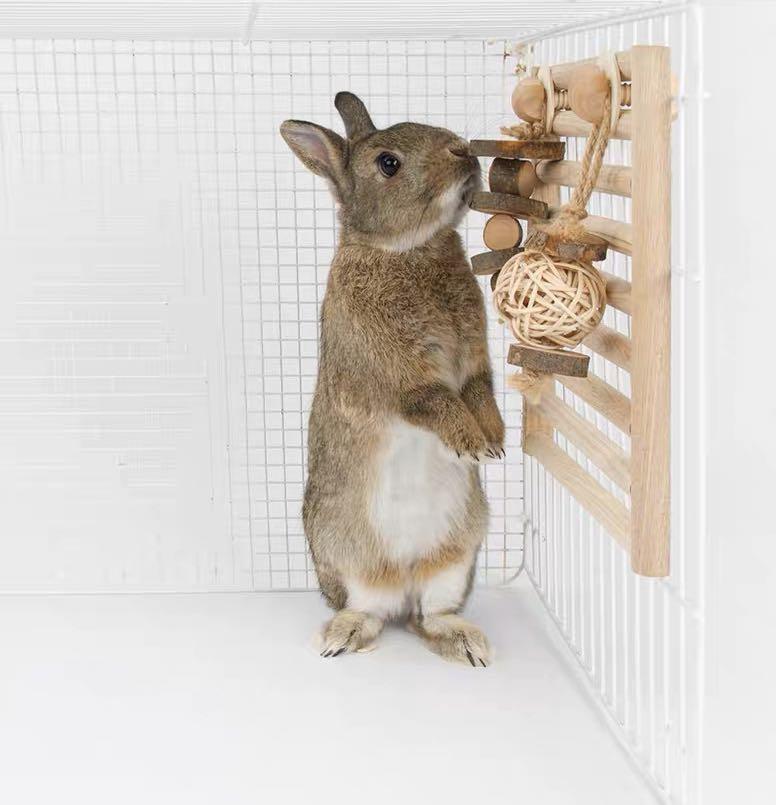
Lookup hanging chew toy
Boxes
[492,63,617,401]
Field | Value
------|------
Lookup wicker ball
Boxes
[493,249,607,349]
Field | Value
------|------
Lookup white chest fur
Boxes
[369,419,470,564]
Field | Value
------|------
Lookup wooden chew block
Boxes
[629,45,671,578]
[559,374,631,434]
[483,214,523,250]
[523,432,630,547]
[536,160,632,198]
[511,77,545,122]
[529,227,608,263]
[470,139,565,160]
[568,63,610,125]
[471,247,521,276]
[583,324,632,372]
[531,395,631,491]
[470,191,549,220]
[489,158,537,197]
[508,344,589,377]
[601,271,632,315]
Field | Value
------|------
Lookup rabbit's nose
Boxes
[448,141,471,158]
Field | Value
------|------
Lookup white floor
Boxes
[0,580,656,805]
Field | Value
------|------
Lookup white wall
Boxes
[700,2,776,802]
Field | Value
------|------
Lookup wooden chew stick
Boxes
[489,159,537,197]
[508,344,589,377]
[629,45,671,577]
[471,191,549,220]
[536,160,632,198]
[528,227,608,263]
[470,139,565,160]
[471,248,521,276]
[483,214,523,250]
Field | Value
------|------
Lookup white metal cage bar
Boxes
[521,5,705,804]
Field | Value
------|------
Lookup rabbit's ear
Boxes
[280,120,349,198]
[334,92,376,140]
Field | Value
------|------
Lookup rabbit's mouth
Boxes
[459,174,480,208]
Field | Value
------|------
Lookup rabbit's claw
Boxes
[320,609,383,658]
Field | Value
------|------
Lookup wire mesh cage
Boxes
[0,3,710,804]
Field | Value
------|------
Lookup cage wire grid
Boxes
[0,38,522,591]
[520,6,705,805]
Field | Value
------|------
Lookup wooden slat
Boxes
[558,373,631,434]
[551,109,632,140]
[535,160,632,197]
[530,395,630,491]
[629,46,671,577]
[470,191,549,220]
[550,51,632,89]
[470,247,521,276]
[602,271,632,315]
[583,324,632,371]
[507,344,589,377]
[524,433,630,547]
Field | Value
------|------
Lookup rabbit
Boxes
[280,92,505,666]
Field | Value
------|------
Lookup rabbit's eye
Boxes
[377,152,401,177]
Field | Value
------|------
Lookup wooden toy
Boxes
[488,158,537,197]
[469,46,674,578]
[483,214,523,251]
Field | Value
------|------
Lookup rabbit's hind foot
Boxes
[320,608,384,658]
[410,612,491,667]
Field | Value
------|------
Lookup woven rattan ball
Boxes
[493,249,607,349]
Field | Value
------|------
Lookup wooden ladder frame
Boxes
[521,45,672,577]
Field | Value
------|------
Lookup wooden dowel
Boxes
[535,160,632,198]
[550,51,632,89]
[523,433,630,547]
[551,109,632,140]
[580,215,632,256]
[582,324,632,372]
[530,394,631,491]
[558,373,631,434]
[601,271,632,315]
[629,45,671,578]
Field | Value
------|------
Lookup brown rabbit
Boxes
[280,92,505,666]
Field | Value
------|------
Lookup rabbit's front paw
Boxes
[320,609,383,658]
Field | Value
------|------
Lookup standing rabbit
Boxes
[280,93,505,666]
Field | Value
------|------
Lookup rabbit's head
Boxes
[280,92,481,252]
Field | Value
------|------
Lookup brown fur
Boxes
[280,93,505,665]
